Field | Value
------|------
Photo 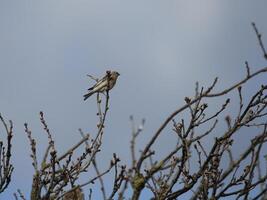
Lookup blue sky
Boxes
[0,1,267,199]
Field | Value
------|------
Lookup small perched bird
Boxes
[83,71,120,101]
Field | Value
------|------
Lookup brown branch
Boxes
[252,22,267,60]
[136,66,267,171]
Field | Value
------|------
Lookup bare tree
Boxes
[16,88,125,200]
[119,22,267,200]
[0,113,13,193]
[3,23,267,199]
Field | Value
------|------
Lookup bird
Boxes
[83,71,120,101]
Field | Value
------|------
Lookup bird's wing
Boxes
[87,74,108,90]
[91,79,108,92]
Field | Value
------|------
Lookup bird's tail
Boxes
[83,92,94,101]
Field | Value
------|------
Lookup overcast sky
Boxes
[0,1,267,199]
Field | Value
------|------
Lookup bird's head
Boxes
[112,71,120,77]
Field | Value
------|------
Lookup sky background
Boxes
[0,1,267,199]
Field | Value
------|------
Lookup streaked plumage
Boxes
[83,71,120,100]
